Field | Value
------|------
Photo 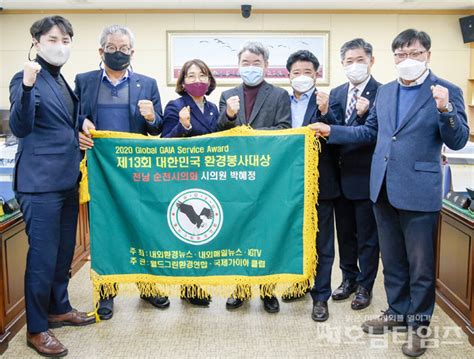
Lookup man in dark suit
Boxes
[219,41,291,313]
[324,39,381,311]
[10,16,95,357]
[75,25,168,320]
[311,29,469,357]
[217,42,291,132]
[279,50,340,323]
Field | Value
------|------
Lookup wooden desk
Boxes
[0,204,90,354]
[436,204,474,345]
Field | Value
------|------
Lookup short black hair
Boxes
[340,38,373,60]
[30,16,74,41]
[391,29,431,52]
[286,50,320,72]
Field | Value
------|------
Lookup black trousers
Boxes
[334,195,379,291]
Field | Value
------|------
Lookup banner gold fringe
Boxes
[79,153,90,204]
[86,126,320,305]
[90,281,312,301]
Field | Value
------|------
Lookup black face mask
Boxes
[103,52,131,71]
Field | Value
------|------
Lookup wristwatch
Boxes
[440,102,453,113]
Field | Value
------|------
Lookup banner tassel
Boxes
[79,154,90,204]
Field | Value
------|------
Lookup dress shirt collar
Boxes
[348,75,371,94]
[398,69,430,87]
[291,87,315,102]
[101,68,130,85]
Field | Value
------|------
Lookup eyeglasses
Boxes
[104,45,132,55]
[185,74,209,82]
[393,50,427,60]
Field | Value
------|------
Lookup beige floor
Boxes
[3,258,474,358]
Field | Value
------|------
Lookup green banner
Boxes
[84,127,319,293]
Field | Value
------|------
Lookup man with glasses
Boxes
[75,24,167,321]
[310,29,469,357]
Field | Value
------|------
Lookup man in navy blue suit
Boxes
[10,16,95,357]
[311,29,469,357]
[324,39,381,311]
[280,50,340,323]
[75,25,168,321]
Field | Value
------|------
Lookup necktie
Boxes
[345,88,358,124]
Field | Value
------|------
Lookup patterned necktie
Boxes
[345,88,358,123]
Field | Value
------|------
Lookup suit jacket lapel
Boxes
[302,89,317,126]
[40,71,70,122]
[91,70,102,123]
[61,75,79,127]
[395,72,434,134]
[383,81,399,133]
[249,82,271,125]
[129,73,142,121]
[236,85,246,125]
[362,77,378,102]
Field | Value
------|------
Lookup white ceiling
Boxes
[1,0,474,11]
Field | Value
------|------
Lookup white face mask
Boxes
[37,42,71,67]
[344,63,369,84]
[395,58,427,82]
[291,75,315,93]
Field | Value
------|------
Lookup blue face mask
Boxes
[239,66,264,86]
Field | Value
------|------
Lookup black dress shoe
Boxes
[331,279,358,300]
[180,285,212,307]
[261,296,280,313]
[311,301,329,322]
[226,296,245,310]
[97,297,114,320]
[351,286,372,310]
[181,296,211,307]
[140,295,170,309]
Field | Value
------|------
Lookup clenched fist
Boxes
[430,85,449,111]
[23,61,41,87]
[316,91,329,115]
[226,95,240,118]
[356,96,370,117]
[138,100,155,122]
[179,106,191,130]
